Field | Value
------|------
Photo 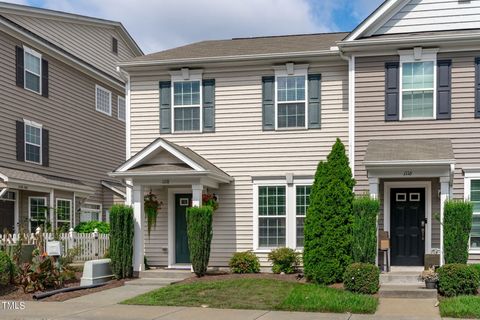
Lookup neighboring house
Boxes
[0,3,143,234]
[112,0,480,272]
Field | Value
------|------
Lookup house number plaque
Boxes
[403,170,413,176]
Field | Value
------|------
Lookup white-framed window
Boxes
[95,85,112,116]
[118,96,126,121]
[172,80,202,132]
[24,46,42,94]
[56,199,72,230]
[275,66,308,129]
[24,120,42,164]
[29,197,47,233]
[465,175,480,253]
[80,202,102,222]
[399,49,437,120]
[253,179,313,251]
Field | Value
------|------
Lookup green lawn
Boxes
[440,296,480,319]
[122,278,378,314]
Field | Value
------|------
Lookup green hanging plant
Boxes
[144,191,162,237]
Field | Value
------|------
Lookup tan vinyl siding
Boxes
[130,60,349,266]
[0,31,125,206]
[2,13,137,81]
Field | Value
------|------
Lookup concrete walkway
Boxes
[0,284,465,320]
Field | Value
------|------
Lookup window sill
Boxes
[275,127,308,132]
[172,131,203,134]
[253,248,303,254]
[399,117,436,121]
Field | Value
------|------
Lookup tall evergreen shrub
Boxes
[352,196,380,264]
[109,205,134,279]
[186,205,213,277]
[443,200,474,264]
[303,138,356,284]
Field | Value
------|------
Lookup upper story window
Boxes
[24,47,42,94]
[118,96,126,121]
[96,85,112,116]
[276,75,307,128]
[173,80,201,132]
[112,37,118,55]
[25,120,42,164]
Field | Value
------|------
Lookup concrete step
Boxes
[139,269,192,280]
[125,278,183,286]
[379,284,437,299]
[380,272,423,285]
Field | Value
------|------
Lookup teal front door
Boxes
[175,194,191,264]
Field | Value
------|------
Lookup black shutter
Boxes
[437,60,452,120]
[112,37,118,54]
[42,129,49,167]
[475,58,480,118]
[262,76,275,131]
[41,59,49,98]
[202,79,215,132]
[159,81,171,133]
[16,120,25,162]
[385,62,400,121]
[308,74,321,129]
[15,46,24,88]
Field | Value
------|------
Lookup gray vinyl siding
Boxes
[130,60,349,266]
[354,51,480,261]
[0,30,125,208]
[2,13,138,81]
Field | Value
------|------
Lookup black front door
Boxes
[175,194,191,264]
[390,188,425,266]
[0,200,15,233]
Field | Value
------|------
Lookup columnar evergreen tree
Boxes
[109,204,134,279]
[186,206,213,277]
[303,138,356,284]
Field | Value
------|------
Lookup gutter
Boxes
[364,159,456,167]
[108,170,232,183]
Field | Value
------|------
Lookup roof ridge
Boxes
[231,31,350,40]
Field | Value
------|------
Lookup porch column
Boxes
[132,184,145,273]
[440,176,450,266]
[49,189,54,227]
[192,184,203,207]
[125,179,133,206]
[368,178,380,199]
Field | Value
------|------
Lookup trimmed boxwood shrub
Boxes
[74,221,110,234]
[352,196,380,264]
[443,200,474,264]
[109,205,134,279]
[343,263,380,294]
[303,138,355,284]
[268,247,300,274]
[437,264,480,297]
[229,251,260,274]
[0,250,12,286]
[186,205,213,277]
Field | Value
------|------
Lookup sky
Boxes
[5,0,385,54]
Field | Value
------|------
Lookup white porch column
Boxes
[192,184,203,207]
[368,177,380,199]
[132,184,145,273]
[49,189,55,228]
[440,176,450,266]
[125,179,133,206]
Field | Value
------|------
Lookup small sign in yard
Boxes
[46,241,62,256]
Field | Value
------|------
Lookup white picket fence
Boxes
[0,228,109,262]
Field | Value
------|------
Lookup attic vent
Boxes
[112,37,118,55]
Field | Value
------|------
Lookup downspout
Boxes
[339,50,355,178]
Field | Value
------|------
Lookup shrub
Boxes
[16,255,63,293]
[443,200,474,264]
[268,248,300,274]
[343,263,380,294]
[74,221,110,234]
[303,138,355,284]
[0,250,12,286]
[437,264,480,297]
[352,196,379,264]
[109,205,134,279]
[472,264,480,277]
[229,251,260,274]
[186,206,213,277]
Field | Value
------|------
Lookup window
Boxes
[173,81,201,132]
[276,75,306,128]
[24,47,42,94]
[29,197,47,232]
[56,199,71,230]
[296,185,311,248]
[470,180,480,251]
[258,186,286,248]
[80,203,102,222]
[25,121,42,164]
[96,85,112,116]
[112,37,118,55]
[118,96,126,121]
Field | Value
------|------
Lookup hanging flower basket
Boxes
[144,191,163,237]
[202,193,219,211]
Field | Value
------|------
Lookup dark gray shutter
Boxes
[437,60,452,120]
[41,59,49,98]
[15,46,24,88]
[262,76,275,131]
[159,81,171,133]
[42,129,49,167]
[202,79,215,132]
[308,74,321,129]
[475,58,480,118]
[385,62,400,121]
[16,120,24,162]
